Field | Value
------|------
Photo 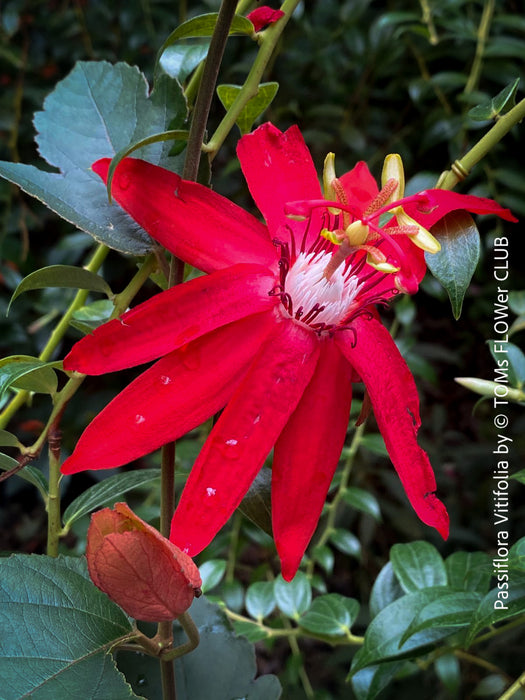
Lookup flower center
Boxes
[277,251,362,332]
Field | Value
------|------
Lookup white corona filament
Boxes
[284,251,362,327]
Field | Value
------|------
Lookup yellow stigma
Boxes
[320,228,343,245]
[345,220,369,246]
[366,256,400,274]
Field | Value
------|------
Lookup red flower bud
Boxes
[86,502,202,622]
[246,6,285,32]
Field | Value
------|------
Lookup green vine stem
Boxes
[498,669,525,700]
[464,0,495,95]
[204,0,301,160]
[46,419,63,557]
[183,0,254,109]
[418,0,438,45]
[182,0,239,181]
[0,242,110,430]
[436,97,525,190]
[223,608,364,646]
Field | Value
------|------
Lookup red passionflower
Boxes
[62,123,515,581]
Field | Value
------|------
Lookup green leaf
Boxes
[62,469,161,529]
[466,572,525,645]
[359,433,388,457]
[159,40,210,82]
[245,581,276,621]
[445,551,492,594]
[341,487,382,521]
[400,591,482,644]
[369,562,405,618]
[119,597,281,698]
[472,674,508,697]
[329,528,361,559]
[390,541,447,593]
[274,572,312,620]
[426,211,480,319]
[0,355,60,400]
[9,265,113,311]
[221,580,244,613]
[299,594,359,637]
[199,559,227,593]
[0,554,137,700]
[71,298,115,333]
[0,455,49,499]
[509,291,525,315]
[216,82,279,134]
[350,588,456,674]
[232,618,271,643]
[469,78,520,120]
[434,654,461,697]
[0,429,23,448]
[238,466,273,535]
[0,452,19,470]
[155,13,254,77]
[0,63,187,255]
[351,662,403,700]
[312,544,335,574]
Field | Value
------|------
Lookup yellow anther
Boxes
[381,154,405,203]
[396,210,441,254]
[323,152,345,215]
[323,152,337,199]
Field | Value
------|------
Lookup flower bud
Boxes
[87,502,202,622]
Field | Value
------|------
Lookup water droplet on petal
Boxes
[253,415,261,425]
[225,439,238,446]
[160,375,171,385]
[206,487,216,497]
[135,414,146,425]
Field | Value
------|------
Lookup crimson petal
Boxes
[336,317,449,539]
[237,123,323,242]
[272,340,353,581]
[92,158,278,273]
[61,311,276,474]
[405,188,517,229]
[170,320,320,556]
[64,263,277,374]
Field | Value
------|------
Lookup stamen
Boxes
[363,178,398,217]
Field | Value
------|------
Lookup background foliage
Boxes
[1,1,525,698]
